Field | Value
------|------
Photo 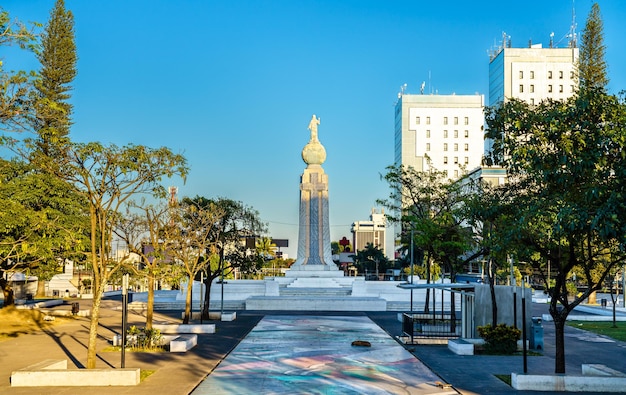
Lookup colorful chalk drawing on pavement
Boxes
[191,315,457,395]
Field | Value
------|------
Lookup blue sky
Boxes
[2,0,625,258]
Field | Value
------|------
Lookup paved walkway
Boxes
[1,298,626,394]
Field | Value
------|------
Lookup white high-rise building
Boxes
[489,44,579,107]
[486,41,579,154]
[351,208,386,254]
[394,93,485,180]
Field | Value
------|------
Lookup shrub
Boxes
[126,325,164,351]
[477,324,521,354]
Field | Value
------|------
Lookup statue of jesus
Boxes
[308,114,320,141]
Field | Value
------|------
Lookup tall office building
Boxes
[351,208,386,254]
[394,93,485,180]
[486,41,579,153]
[489,43,579,107]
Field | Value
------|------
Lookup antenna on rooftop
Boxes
[568,0,577,48]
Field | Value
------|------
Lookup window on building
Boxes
[443,130,448,138]
[530,84,534,93]
[426,116,430,125]
[464,116,469,125]
[464,157,469,164]
[443,156,448,164]
[519,71,523,79]
[531,98,535,105]
[426,130,431,138]
[454,156,458,164]
[426,143,430,151]
[519,84,524,93]
[454,130,458,138]
[548,71,553,79]
[454,117,458,125]
[570,71,575,79]
[571,85,575,93]
[548,85,553,93]
[454,143,458,151]
[443,117,448,125]
[415,116,420,125]
[530,70,535,79]
[444,143,448,151]
[464,130,469,138]
[464,143,469,151]
[559,71,563,79]
[454,170,459,178]
[559,85,563,93]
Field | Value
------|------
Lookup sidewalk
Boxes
[1,299,626,394]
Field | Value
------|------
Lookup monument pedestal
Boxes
[285,266,345,278]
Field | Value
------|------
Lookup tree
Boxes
[378,164,480,314]
[353,243,388,278]
[114,202,178,329]
[0,158,89,304]
[0,8,38,135]
[32,0,76,157]
[578,3,607,90]
[484,89,626,373]
[163,197,224,324]
[194,197,266,318]
[39,141,187,368]
[255,237,276,260]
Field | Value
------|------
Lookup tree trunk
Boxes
[183,278,193,324]
[424,254,431,313]
[86,287,102,369]
[488,260,498,328]
[553,316,566,373]
[202,277,213,319]
[588,290,597,304]
[36,279,46,297]
[146,275,155,330]
[1,282,15,307]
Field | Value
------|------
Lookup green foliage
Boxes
[352,243,389,276]
[378,164,479,278]
[477,324,521,355]
[0,9,39,134]
[578,3,607,90]
[33,0,76,155]
[126,325,164,351]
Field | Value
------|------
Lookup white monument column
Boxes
[287,115,342,277]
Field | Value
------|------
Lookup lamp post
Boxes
[121,273,129,368]
[410,229,414,313]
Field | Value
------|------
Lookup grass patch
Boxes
[495,374,511,386]
[140,369,155,381]
[102,346,166,353]
[567,321,626,342]
[0,306,74,341]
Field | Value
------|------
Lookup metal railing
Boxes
[402,312,461,342]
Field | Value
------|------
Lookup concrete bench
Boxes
[11,359,140,387]
[169,334,198,352]
[153,323,215,334]
[512,364,626,392]
[582,364,626,377]
[448,338,474,355]
[180,311,237,321]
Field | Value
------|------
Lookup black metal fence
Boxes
[402,312,461,342]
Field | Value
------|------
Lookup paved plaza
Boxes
[192,315,455,395]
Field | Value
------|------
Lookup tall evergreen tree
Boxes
[34,0,76,156]
[578,3,608,90]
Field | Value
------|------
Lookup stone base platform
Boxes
[245,296,386,311]
[284,267,345,278]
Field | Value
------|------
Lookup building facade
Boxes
[394,93,485,180]
[489,45,579,107]
[351,208,386,254]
